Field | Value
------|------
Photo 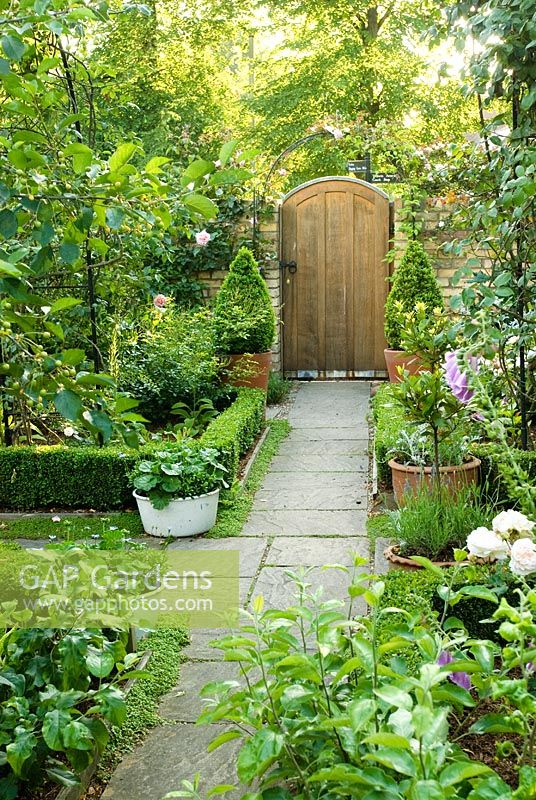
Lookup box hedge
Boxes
[371,383,406,487]
[0,388,266,511]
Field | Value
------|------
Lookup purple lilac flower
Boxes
[444,351,479,404]
[437,650,471,691]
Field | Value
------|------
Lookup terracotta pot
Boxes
[384,349,425,383]
[223,351,271,391]
[389,456,481,506]
[384,544,467,570]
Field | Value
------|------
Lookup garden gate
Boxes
[280,177,391,377]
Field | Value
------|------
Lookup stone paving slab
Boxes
[242,509,368,536]
[265,536,369,567]
[101,723,244,800]
[270,454,368,473]
[253,486,365,510]
[276,438,369,455]
[287,426,369,440]
[169,536,267,577]
[159,661,240,723]
[251,566,365,615]
[181,629,226,661]
[259,472,367,490]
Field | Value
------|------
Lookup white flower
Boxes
[492,509,535,539]
[466,527,509,560]
[51,515,61,523]
[63,426,75,437]
[509,538,536,577]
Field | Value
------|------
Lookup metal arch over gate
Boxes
[280,176,391,378]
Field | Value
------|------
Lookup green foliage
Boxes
[371,383,407,486]
[0,445,138,511]
[98,627,188,779]
[201,388,266,480]
[443,0,536,448]
[0,627,136,795]
[472,443,536,508]
[385,486,494,559]
[191,566,503,799]
[384,241,444,350]
[212,247,276,355]
[131,444,228,509]
[118,307,223,423]
[0,389,265,510]
[208,419,290,539]
[267,372,292,406]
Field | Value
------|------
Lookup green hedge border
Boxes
[471,442,536,505]
[0,388,266,511]
[371,383,406,488]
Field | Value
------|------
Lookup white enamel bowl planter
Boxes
[133,488,220,538]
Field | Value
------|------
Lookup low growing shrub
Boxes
[118,307,223,422]
[371,383,406,486]
[267,372,292,405]
[472,442,536,506]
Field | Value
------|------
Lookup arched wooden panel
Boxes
[280,177,390,377]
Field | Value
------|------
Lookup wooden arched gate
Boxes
[280,177,391,378]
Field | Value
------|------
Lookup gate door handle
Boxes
[280,260,297,274]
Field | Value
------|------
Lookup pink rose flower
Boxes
[195,230,211,247]
[153,294,168,310]
[509,538,536,577]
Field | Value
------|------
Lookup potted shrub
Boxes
[389,305,481,503]
[213,246,276,392]
[384,239,444,382]
[131,443,228,537]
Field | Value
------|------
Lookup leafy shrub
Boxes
[212,247,276,354]
[266,372,292,405]
[384,485,494,559]
[131,443,228,508]
[472,442,536,506]
[384,240,444,349]
[118,307,222,422]
[0,627,134,797]
[0,389,265,510]
[192,565,506,799]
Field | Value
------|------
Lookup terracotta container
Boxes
[383,349,425,383]
[389,456,481,506]
[223,351,271,392]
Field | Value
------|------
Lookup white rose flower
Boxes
[492,509,535,539]
[509,538,536,577]
[466,527,509,560]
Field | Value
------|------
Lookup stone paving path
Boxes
[102,381,371,800]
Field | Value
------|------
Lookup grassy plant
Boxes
[386,485,494,559]
[267,372,292,405]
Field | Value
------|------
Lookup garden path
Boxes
[101,381,371,800]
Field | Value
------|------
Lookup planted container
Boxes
[133,488,220,538]
[389,456,481,506]
[213,247,276,393]
[130,444,227,539]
